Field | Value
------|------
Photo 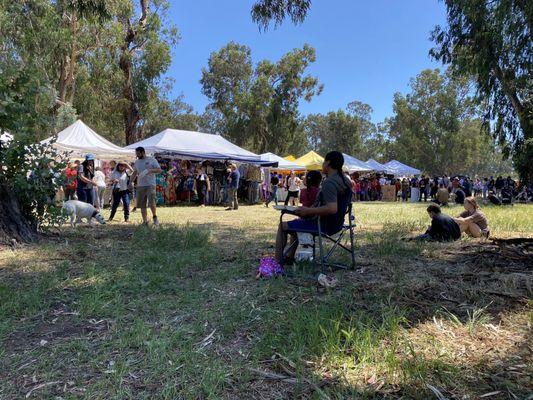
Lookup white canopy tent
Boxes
[383,160,421,176]
[343,153,372,172]
[41,120,134,159]
[365,158,388,172]
[260,152,306,171]
[126,129,275,166]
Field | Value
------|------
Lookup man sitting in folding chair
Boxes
[274,151,355,272]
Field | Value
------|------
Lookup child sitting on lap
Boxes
[300,170,322,207]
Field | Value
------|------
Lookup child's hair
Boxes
[305,170,322,188]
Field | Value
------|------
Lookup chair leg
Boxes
[349,225,356,270]
[317,224,325,274]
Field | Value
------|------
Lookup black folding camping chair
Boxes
[280,191,356,274]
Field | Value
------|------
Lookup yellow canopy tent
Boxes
[294,151,324,170]
[284,155,297,162]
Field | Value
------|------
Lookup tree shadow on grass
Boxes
[0,219,531,399]
[237,221,531,398]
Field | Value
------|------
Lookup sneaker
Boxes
[124,218,129,223]
[225,207,233,211]
[153,216,159,226]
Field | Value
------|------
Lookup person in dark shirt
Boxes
[488,191,502,205]
[265,173,280,207]
[454,188,466,204]
[495,176,504,198]
[412,204,461,242]
[275,151,352,263]
[226,164,240,210]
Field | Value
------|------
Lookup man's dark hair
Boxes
[135,146,145,153]
[324,151,344,171]
[427,204,441,214]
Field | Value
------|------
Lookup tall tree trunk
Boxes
[0,182,36,245]
[119,0,149,145]
[57,11,78,106]
[67,13,78,104]
[119,18,140,145]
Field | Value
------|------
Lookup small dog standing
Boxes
[62,200,106,227]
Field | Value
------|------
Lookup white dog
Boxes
[62,200,106,227]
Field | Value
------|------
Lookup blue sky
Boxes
[166,0,447,123]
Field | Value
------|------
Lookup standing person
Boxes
[284,171,302,206]
[63,161,78,200]
[265,173,280,207]
[93,166,107,210]
[195,166,210,207]
[401,178,410,202]
[454,197,490,238]
[463,177,472,197]
[77,154,96,204]
[495,176,504,198]
[375,177,382,201]
[131,147,162,225]
[226,164,240,210]
[442,174,450,189]
[395,178,402,201]
[473,178,483,197]
[353,178,361,202]
[482,177,489,199]
[419,175,427,202]
[359,178,368,201]
[109,162,132,222]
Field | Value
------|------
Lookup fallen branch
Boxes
[25,381,61,398]
[491,237,533,245]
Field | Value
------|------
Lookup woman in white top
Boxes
[284,171,302,206]
[93,166,107,210]
[194,166,211,207]
[109,162,132,222]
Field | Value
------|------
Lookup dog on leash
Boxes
[62,200,106,227]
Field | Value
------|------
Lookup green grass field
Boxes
[1,202,531,399]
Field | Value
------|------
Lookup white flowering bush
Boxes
[0,136,69,229]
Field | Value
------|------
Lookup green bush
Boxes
[0,136,68,229]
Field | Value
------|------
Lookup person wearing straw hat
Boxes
[109,161,133,222]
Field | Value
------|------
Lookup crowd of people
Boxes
[62,147,249,225]
[61,148,528,246]
[63,147,161,225]
[263,171,532,208]
[393,174,531,205]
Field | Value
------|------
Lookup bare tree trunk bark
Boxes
[57,11,78,106]
[119,18,140,145]
[0,183,36,245]
[119,0,149,145]
[67,13,78,104]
